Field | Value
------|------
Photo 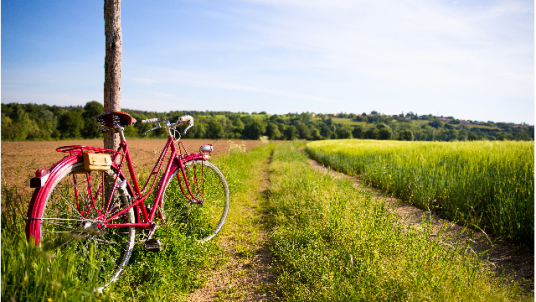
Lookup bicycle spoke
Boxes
[54,186,83,216]
[42,224,78,233]
[30,162,136,289]
[161,160,229,242]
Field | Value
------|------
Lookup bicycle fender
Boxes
[26,155,135,244]
[182,153,209,163]
[168,153,208,175]
[26,154,82,244]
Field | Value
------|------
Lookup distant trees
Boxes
[1,102,534,143]
[244,120,266,139]
[206,120,224,139]
[265,123,281,140]
[295,122,310,140]
[284,125,299,140]
[352,125,365,139]
[468,133,479,141]
[57,110,84,139]
[376,124,393,140]
[82,101,104,138]
[337,127,352,139]
[429,119,445,129]
[398,130,414,141]
[365,128,379,139]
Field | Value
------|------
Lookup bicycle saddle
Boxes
[97,111,137,128]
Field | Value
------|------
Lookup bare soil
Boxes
[1,139,260,198]
[306,157,534,293]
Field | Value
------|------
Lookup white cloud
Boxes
[3,0,533,124]
[221,0,534,122]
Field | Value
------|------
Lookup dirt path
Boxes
[306,157,534,293]
[189,161,275,301]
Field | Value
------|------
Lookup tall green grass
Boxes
[306,140,534,245]
[267,142,530,301]
[2,143,272,301]
[2,183,112,301]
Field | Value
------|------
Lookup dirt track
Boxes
[1,139,260,197]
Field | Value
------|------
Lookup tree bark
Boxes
[104,0,122,150]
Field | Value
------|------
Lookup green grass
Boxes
[266,142,530,301]
[4,141,532,301]
[2,183,113,301]
[311,117,365,126]
[306,139,534,245]
[1,143,273,301]
[196,114,269,120]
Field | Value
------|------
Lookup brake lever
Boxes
[183,123,193,134]
[144,122,162,135]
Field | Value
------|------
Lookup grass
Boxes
[266,142,531,301]
[4,140,532,301]
[306,139,534,245]
[311,117,365,126]
[206,141,275,300]
[2,182,113,301]
[195,114,269,120]
[1,141,272,301]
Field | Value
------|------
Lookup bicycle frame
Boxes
[29,136,210,234]
[100,137,209,229]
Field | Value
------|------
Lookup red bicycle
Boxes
[25,111,229,291]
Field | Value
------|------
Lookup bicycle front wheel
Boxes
[26,162,136,291]
[162,160,230,242]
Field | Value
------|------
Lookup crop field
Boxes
[306,139,534,245]
[2,140,532,301]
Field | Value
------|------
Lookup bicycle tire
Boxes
[161,159,230,242]
[26,161,136,291]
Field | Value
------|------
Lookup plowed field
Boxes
[1,139,260,197]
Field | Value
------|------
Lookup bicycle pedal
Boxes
[144,239,162,252]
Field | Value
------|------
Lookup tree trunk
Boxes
[104,0,122,150]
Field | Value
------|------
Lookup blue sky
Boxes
[1,0,534,124]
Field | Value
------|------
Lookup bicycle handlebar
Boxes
[141,118,160,124]
[141,115,195,136]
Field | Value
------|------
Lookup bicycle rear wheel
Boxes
[161,159,230,242]
[26,162,136,291]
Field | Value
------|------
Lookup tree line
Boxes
[1,102,533,142]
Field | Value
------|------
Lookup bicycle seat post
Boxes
[111,115,126,143]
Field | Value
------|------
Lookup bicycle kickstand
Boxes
[144,223,162,252]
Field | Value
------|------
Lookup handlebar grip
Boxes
[178,115,193,123]
[178,115,194,134]
[141,118,160,124]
